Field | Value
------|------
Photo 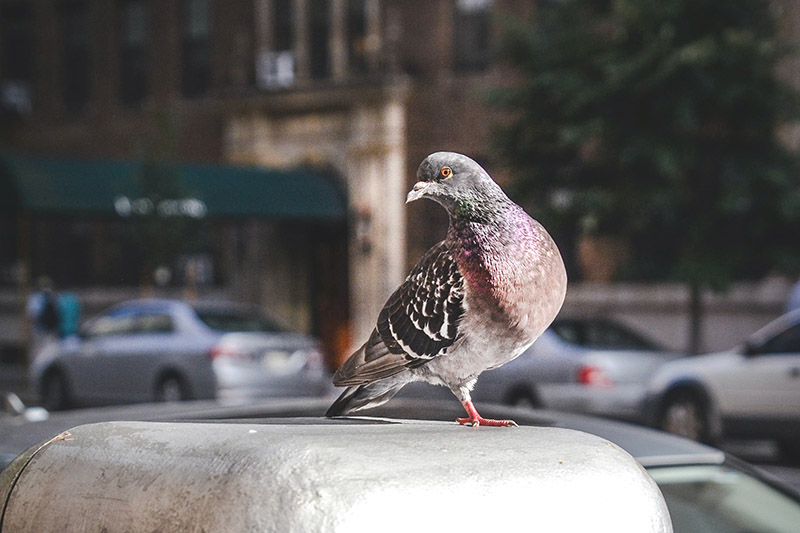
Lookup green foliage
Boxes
[128,111,207,285]
[130,161,201,282]
[492,0,800,287]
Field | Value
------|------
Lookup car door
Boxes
[712,322,800,420]
[72,309,141,404]
[91,311,178,403]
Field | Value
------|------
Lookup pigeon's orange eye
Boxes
[440,166,452,179]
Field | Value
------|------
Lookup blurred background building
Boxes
[0,0,796,368]
[0,0,520,367]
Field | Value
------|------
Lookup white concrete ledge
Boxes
[1,420,672,532]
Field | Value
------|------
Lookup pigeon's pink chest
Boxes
[453,218,567,343]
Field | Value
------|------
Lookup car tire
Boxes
[41,369,71,411]
[658,390,709,442]
[154,375,190,403]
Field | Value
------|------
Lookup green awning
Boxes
[0,153,347,220]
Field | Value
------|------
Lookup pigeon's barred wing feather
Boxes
[331,242,465,387]
[376,241,464,364]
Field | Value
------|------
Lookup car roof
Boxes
[106,298,188,314]
[111,298,276,320]
[188,300,264,315]
[106,298,259,313]
[0,398,723,471]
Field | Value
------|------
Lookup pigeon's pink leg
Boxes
[457,400,518,427]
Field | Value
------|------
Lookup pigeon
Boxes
[326,152,567,426]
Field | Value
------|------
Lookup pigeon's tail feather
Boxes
[326,379,406,417]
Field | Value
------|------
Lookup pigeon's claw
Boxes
[457,416,518,428]
[458,400,517,427]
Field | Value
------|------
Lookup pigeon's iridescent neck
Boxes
[447,205,538,300]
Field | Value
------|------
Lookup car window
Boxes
[194,309,283,333]
[551,319,659,351]
[135,313,174,334]
[757,323,800,355]
[648,464,800,533]
[84,314,138,338]
[84,310,174,337]
[586,323,655,351]
[551,321,583,345]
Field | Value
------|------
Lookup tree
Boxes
[492,0,800,352]
[129,161,203,287]
[127,111,207,289]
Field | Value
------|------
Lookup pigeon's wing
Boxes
[332,242,465,386]
[378,242,465,364]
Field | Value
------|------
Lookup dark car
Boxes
[29,299,331,410]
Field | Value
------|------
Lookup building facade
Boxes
[0,0,527,365]
[4,0,795,366]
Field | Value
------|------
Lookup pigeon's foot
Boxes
[457,416,518,427]
[458,400,518,427]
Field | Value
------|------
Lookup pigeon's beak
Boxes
[406,181,429,203]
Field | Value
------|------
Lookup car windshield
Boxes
[194,309,283,333]
[551,319,661,351]
[648,464,800,533]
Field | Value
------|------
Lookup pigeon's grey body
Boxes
[327,152,567,425]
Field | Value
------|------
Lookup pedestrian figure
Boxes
[57,292,81,338]
[26,277,59,335]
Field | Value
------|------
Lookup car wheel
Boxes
[659,390,708,442]
[155,375,189,403]
[41,369,70,411]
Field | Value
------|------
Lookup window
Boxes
[1,3,35,116]
[118,0,149,106]
[181,0,212,97]
[551,319,659,351]
[758,324,800,355]
[347,0,367,74]
[60,0,91,113]
[1,3,34,81]
[257,0,293,89]
[136,313,175,334]
[195,308,282,333]
[649,465,800,533]
[85,312,138,338]
[85,309,174,337]
[551,321,581,345]
[453,0,492,72]
[585,323,655,351]
[273,0,292,52]
[309,0,330,79]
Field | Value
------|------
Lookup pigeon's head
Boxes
[407,152,506,218]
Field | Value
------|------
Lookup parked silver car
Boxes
[30,299,330,410]
[400,317,682,422]
[646,309,800,459]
